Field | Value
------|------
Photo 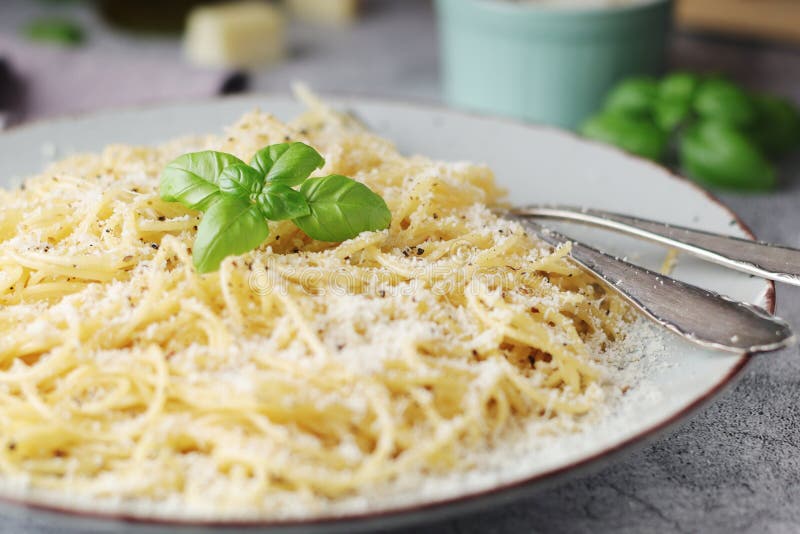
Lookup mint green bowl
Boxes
[435,0,672,129]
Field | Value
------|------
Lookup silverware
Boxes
[505,216,794,355]
[508,205,800,286]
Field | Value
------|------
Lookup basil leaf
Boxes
[293,175,391,242]
[257,183,311,221]
[250,142,325,186]
[218,163,264,200]
[193,196,269,273]
[160,151,245,211]
[24,18,84,47]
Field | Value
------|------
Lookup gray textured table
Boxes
[1,1,799,533]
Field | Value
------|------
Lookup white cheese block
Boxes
[184,1,285,69]
[287,0,360,26]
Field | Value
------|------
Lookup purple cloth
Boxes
[0,34,230,121]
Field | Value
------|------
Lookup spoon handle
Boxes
[509,205,800,286]
[512,218,795,354]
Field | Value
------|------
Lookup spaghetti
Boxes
[0,92,632,517]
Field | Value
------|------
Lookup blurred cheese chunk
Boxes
[287,0,359,26]
[185,2,285,69]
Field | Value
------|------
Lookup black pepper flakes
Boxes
[416,247,424,256]
[150,243,159,250]
[158,216,166,221]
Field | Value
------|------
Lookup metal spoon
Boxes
[508,205,800,286]
[506,216,794,355]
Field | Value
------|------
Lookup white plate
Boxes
[0,95,772,532]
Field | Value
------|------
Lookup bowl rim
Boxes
[441,0,672,17]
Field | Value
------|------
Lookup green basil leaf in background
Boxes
[603,77,658,117]
[257,183,311,221]
[654,98,692,132]
[658,72,700,103]
[655,72,699,131]
[679,120,775,191]
[293,175,391,242]
[192,195,269,273]
[218,162,264,199]
[23,17,84,46]
[160,151,245,211]
[750,94,800,157]
[250,142,325,186]
[693,79,757,127]
[580,112,668,162]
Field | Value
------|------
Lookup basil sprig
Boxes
[159,142,391,273]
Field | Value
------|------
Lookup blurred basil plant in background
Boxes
[580,72,800,192]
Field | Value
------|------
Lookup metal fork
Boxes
[501,209,796,355]
[509,205,800,286]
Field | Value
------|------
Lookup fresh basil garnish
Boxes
[218,163,264,200]
[159,142,391,273]
[250,142,325,186]
[192,196,269,273]
[257,183,311,221]
[293,175,392,242]
[160,151,245,211]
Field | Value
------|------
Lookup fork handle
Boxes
[512,219,794,354]
[509,205,800,286]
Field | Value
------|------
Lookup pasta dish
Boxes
[0,91,632,518]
